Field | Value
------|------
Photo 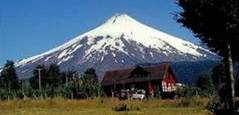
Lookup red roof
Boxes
[101,63,175,86]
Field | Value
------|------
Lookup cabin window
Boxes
[162,81,176,92]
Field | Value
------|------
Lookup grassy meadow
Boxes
[0,97,212,115]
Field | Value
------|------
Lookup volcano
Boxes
[14,14,219,79]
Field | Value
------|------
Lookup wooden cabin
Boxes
[101,63,179,99]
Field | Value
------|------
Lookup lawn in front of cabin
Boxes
[0,97,211,115]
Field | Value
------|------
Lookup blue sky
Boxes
[0,0,200,65]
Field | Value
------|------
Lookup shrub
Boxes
[129,105,141,111]
[206,96,220,113]
[176,86,201,97]
[177,97,207,107]
[112,103,141,112]
[112,103,129,112]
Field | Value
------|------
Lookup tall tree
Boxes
[81,68,101,98]
[236,70,239,97]
[0,72,4,88]
[0,60,19,90]
[30,65,47,89]
[177,0,239,113]
[196,72,215,96]
[47,63,62,88]
[83,68,98,82]
[211,64,226,89]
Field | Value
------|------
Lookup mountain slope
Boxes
[13,14,219,79]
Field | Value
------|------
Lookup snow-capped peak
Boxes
[105,14,138,24]
[12,14,219,79]
[80,14,215,57]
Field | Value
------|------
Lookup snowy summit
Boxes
[14,14,219,79]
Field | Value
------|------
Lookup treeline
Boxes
[177,63,239,97]
[175,63,239,113]
[0,60,101,100]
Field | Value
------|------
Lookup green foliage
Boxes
[81,68,102,98]
[207,96,239,115]
[211,63,227,89]
[47,64,62,88]
[112,103,129,112]
[0,60,20,90]
[176,85,201,97]
[0,61,102,100]
[62,73,86,99]
[19,80,34,98]
[130,66,149,77]
[30,64,63,89]
[196,73,212,90]
[207,96,221,113]
[177,1,239,113]
[112,103,141,112]
[30,65,47,89]
[177,0,239,59]
[196,72,215,96]
[177,97,206,107]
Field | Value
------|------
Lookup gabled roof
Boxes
[101,63,174,86]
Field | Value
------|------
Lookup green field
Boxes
[0,97,211,115]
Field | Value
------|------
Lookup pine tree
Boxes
[47,63,62,88]
[196,72,215,96]
[1,60,19,91]
[177,0,239,114]
[30,65,47,89]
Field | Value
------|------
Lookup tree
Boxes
[0,72,4,89]
[83,68,98,82]
[235,67,239,96]
[196,72,215,96]
[30,64,64,98]
[47,63,62,88]
[130,66,149,77]
[211,64,226,90]
[30,65,47,89]
[177,0,239,113]
[19,80,32,98]
[81,68,101,98]
[0,60,19,91]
